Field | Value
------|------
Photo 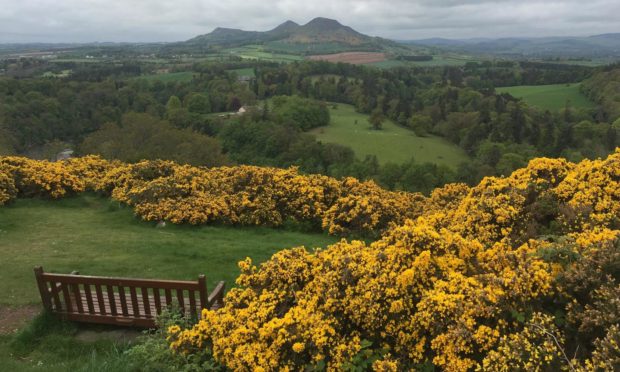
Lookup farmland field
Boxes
[310,104,468,167]
[306,52,386,65]
[228,67,255,78]
[496,83,595,111]
[224,45,303,62]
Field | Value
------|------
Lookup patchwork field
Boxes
[306,52,386,65]
[496,83,595,111]
[0,195,338,307]
[310,104,468,167]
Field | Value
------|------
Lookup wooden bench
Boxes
[34,266,225,328]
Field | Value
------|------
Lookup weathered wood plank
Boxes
[95,285,106,315]
[141,287,151,318]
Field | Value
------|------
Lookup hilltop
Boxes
[184,17,401,53]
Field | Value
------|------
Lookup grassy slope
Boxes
[310,104,468,168]
[496,83,595,111]
[0,195,338,307]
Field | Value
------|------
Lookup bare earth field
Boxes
[306,52,386,64]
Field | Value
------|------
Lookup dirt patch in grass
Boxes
[306,52,386,65]
[0,305,41,335]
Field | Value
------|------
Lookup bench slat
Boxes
[165,289,172,308]
[71,283,84,314]
[154,289,162,314]
[106,284,117,316]
[141,287,151,318]
[61,283,72,312]
[118,286,129,317]
[95,285,106,315]
[130,287,140,317]
[83,285,95,314]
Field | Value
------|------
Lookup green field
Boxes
[0,195,337,307]
[137,71,195,82]
[227,67,255,78]
[496,83,595,111]
[224,45,303,63]
[0,195,337,370]
[310,104,468,168]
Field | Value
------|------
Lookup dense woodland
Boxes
[0,59,619,194]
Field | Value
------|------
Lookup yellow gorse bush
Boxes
[0,155,426,236]
[166,149,619,371]
[2,149,620,370]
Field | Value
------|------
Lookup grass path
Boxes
[310,103,468,168]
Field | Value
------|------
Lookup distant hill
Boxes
[184,17,403,54]
[405,33,620,58]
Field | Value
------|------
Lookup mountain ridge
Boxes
[185,17,389,50]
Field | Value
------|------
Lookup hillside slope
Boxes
[185,17,400,53]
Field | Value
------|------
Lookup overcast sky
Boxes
[1,0,619,43]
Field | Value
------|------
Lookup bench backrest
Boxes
[34,266,225,327]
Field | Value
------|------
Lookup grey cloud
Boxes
[0,0,618,43]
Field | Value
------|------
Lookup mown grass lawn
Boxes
[310,103,468,168]
[496,83,595,111]
[0,194,338,307]
[0,194,338,370]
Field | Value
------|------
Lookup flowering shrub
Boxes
[0,156,85,198]
[321,177,426,237]
[2,150,620,370]
[0,163,17,205]
[168,149,620,370]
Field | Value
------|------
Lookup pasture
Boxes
[496,83,595,111]
[228,67,255,78]
[224,45,302,63]
[310,104,468,168]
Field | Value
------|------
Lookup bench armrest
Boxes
[207,281,226,308]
